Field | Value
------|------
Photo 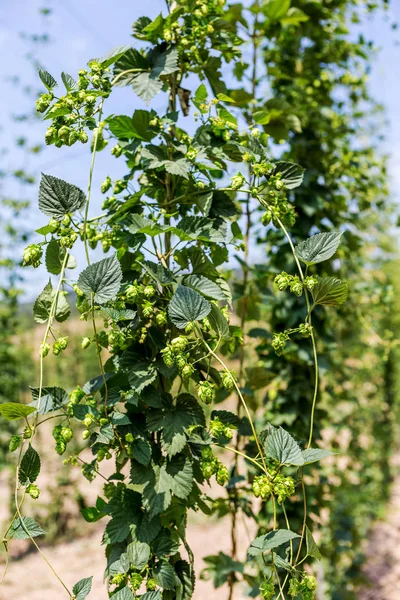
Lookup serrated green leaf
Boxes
[33,281,70,324]
[311,277,348,306]
[164,159,190,179]
[175,559,194,600]
[168,285,211,329]
[97,44,131,68]
[264,426,304,466]
[273,161,305,189]
[108,115,137,139]
[38,69,57,90]
[128,360,157,393]
[264,0,291,21]
[146,394,205,458]
[132,438,152,465]
[39,173,86,218]
[0,403,36,421]
[295,232,342,265]
[72,576,93,600]
[303,448,334,464]
[306,526,322,560]
[19,445,41,485]
[132,72,163,105]
[78,255,122,304]
[153,561,178,590]
[141,593,161,600]
[29,386,69,415]
[142,260,175,285]
[126,541,151,569]
[207,304,230,340]
[183,275,227,301]
[152,47,179,77]
[102,307,137,322]
[61,72,77,91]
[113,48,148,87]
[45,239,65,275]
[9,517,45,540]
[111,586,135,600]
[248,530,300,556]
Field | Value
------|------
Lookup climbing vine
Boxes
[2,1,392,599]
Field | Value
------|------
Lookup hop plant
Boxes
[221,369,236,391]
[130,573,143,591]
[274,272,291,291]
[253,475,273,499]
[22,244,43,268]
[260,579,276,600]
[231,172,245,189]
[271,332,289,356]
[216,463,229,486]
[304,275,318,291]
[289,275,303,296]
[197,380,215,404]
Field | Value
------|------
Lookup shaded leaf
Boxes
[264,426,304,466]
[295,232,342,266]
[248,530,300,556]
[72,576,93,600]
[78,255,122,304]
[306,526,322,560]
[39,173,85,218]
[273,161,305,190]
[38,69,57,90]
[311,277,348,307]
[168,285,211,329]
[303,448,334,464]
[9,517,45,540]
[19,445,41,485]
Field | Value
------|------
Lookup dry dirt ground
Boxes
[357,457,400,600]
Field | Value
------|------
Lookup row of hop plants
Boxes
[1,1,397,599]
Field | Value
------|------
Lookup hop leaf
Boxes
[77,255,122,304]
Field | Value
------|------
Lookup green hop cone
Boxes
[261,209,273,226]
[197,381,215,404]
[299,322,313,338]
[253,475,273,500]
[26,484,40,500]
[155,311,168,326]
[171,336,188,353]
[69,386,85,404]
[101,176,112,194]
[146,578,157,592]
[130,573,143,591]
[260,579,275,600]
[304,275,318,291]
[60,427,73,443]
[9,435,22,453]
[271,332,289,356]
[274,271,291,292]
[231,172,245,190]
[83,413,95,428]
[289,275,303,296]
[143,285,155,298]
[181,363,195,379]
[81,337,91,350]
[216,463,229,486]
[40,342,51,358]
[161,346,175,368]
[221,369,236,391]
[22,244,43,268]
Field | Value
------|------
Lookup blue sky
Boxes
[0,0,399,295]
